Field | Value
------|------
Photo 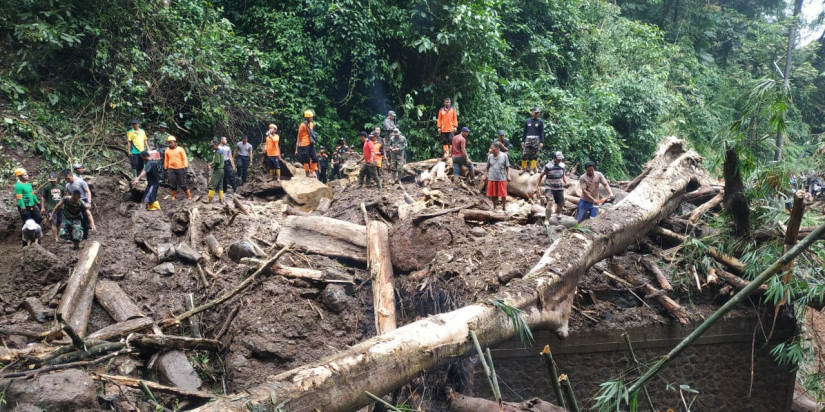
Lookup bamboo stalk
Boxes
[485,348,502,407]
[622,332,655,412]
[559,374,579,412]
[627,222,825,397]
[540,345,566,409]
[364,391,400,412]
[469,330,500,403]
[186,293,201,338]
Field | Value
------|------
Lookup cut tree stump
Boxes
[57,241,102,338]
[192,137,704,412]
[366,220,396,334]
[95,280,145,322]
[276,216,367,262]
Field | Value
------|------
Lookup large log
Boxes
[57,241,102,338]
[687,190,724,223]
[281,164,333,210]
[276,216,367,262]
[450,394,565,412]
[192,137,703,412]
[367,221,396,335]
[506,168,541,199]
[95,280,145,322]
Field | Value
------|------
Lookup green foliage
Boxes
[487,298,534,347]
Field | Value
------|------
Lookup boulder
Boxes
[152,262,175,276]
[2,369,96,411]
[157,243,177,262]
[156,350,202,391]
[175,242,201,263]
[22,244,62,284]
[320,284,349,314]
[228,241,261,263]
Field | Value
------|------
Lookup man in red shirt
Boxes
[451,127,475,183]
[357,132,381,189]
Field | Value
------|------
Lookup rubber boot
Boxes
[276,169,281,182]
[147,201,161,211]
[185,189,192,199]
[218,190,224,203]
[171,190,177,200]
[521,160,527,172]
[530,160,537,174]
[203,190,215,203]
[269,169,275,181]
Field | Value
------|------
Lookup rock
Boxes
[470,226,486,237]
[496,262,521,284]
[131,208,172,243]
[175,242,201,263]
[435,250,454,264]
[228,353,248,368]
[152,262,176,276]
[23,297,51,323]
[5,335,27,349]
[22,243,63,284]
[157,243,177,262]
[242,336,297,361]
[320,284,349,314]
[2,369,96,411]
[156,350,202,391]
[228,241,261,263]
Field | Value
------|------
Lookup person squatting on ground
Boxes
[132,151,161,211]
[234,134,254,185]
[437,97,458,158]
[40,172,65,242]
[386,128,408,184]
[296,110,319,177]
[577,161,614,222]
[164,135,191,200]
[357,132,381,189]
[218,136,237,193]
[127,119,148,178]
[485,143,511,211]
[538,151,569,220]
[14,168,42,226]
[451,127,475,183]
[204,139,226,203]
[331,139,350,180]
[264,124,282,181]
[62,169,92,239]
[521,107,544,174]
[318,147,330,183]
[51,189,96,250]
[22,218,43,247]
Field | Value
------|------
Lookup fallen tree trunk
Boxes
[204,235,224,259]
[507,168,541,199]
[191,137,703,412]
[276,215,367,262]
[57,241,102,338]
[95,280,145,322]
[458,208,510,222]
[128,334,222,351]
[641,258,672,292]
[682,185,721,204]
[687,191,724,223]
[367,220,396,335]
[450,394,565,412]
[87,317,154,341]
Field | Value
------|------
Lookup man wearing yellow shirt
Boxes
[127,119,148,177]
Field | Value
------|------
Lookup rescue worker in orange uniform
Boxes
[436,97,458,158]
[163,135,191,199]
[264,124,282,181]
[295,110,318,177]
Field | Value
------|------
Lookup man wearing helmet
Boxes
[577,161,614,222]
[164,135,191,199]
[264,124,282,181]
[127,119,148,178]
[14,168,42,225]
[296,110,318,177]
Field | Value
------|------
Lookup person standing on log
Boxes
[357,131,380,189]
[383,111,397,139]
[234,134,253,185]
[318,147,330,184]
[451,127,475,183]
[62,169,92,239]
[132,151,161,211]
[492,130,511,153]
[14,167,42,226]
[386,128,407,184]
[204,139,226,203]
[51,189,96,250]
[437,97,458,159]
[296,110,319,178]
[485,143,511,211]
[126,119,148,178]
[331,138,350,180]
[521,107,544,175]
[577,160,614,222]
[218,136,238,193]
[164,135,191,200]
[40,172,64,242]
[538,151,569,220]
[264,124,282,182]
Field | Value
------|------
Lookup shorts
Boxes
[297,145,317,165]
[440,132,454,145]
[266,156,281,170]
[545,188,565,205]
[51,209,64,227]
[486,180,507,197]
[576,199,599,222]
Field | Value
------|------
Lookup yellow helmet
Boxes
[167,135,177,142]
[13,167,26,177]
[303,109,314,118]
[268,123,276,129]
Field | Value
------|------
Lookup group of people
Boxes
[791,171,825,200]
[14,165,96,249]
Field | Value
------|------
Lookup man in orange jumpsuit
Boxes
[295,110,318,177]
[264,124,282,181]
[437,97,458,158]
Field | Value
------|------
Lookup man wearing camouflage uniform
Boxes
[521,107,544,174]
[386,128,407,184]
[383,111,397,138]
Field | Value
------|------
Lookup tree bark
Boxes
[57,241,102,338]
[367,221,396,335]
[723,147,750,236]
[458,209,511,222]
[641,258,672,292]
[188,207,201,247]
[272,265,355,284]
[95,280,145,322]
[682,185,721,205]
[90,373,215,400]
[687,191,724,223]
[450,394,565,412]
[507,168,542,199]
[129,334,222,351]
[276,216,367,262]
[191,137,703,412]
[87,317,154,341]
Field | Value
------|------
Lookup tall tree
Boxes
[775,0,805,161]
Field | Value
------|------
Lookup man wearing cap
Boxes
[451,127,475,183]
[577,161,614,222]
[264,124,282,181]
[204,139,226,203]
[127,119,148,177]
[132,151,161,210]
[521,107,545,174]
[234,135,254,185]
[357,132,380,189]
[492,130,511,152]
[218,137,238,193]
[383,111,397,138]
[318,147,330,183]
[437,97,458,158]
[386,128,408,184]
[538,151,569,220]
[164,135,191,199]
[14,168,42,225]
[153,122,170,148]
[51,189,96,250]
[296,110,318,177]
[41,172,65,241]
